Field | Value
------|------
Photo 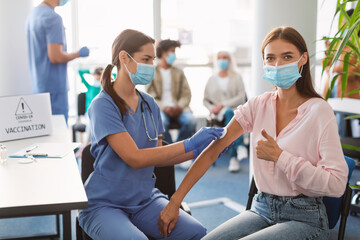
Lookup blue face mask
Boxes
[263,55,303,89]
[166,52,176,65]
[124,53,155,85]
[217,59,229,71]
[60,0,69,6]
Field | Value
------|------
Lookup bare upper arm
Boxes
[47,43,64,64]
[106,132,140,166]
[207,118,244,155]
[222,118,244,146]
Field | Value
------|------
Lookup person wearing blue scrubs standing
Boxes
[26,0,89,123]
[78,29,224,240]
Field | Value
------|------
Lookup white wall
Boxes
[251,0,318,97]
[0,0,33,97]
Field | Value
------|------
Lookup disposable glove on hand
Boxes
[193,137,234,159]
[183,127,223,153]
[79,46,90,57]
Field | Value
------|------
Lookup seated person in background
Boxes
[204,51,248,172]
[78,29,225,240]
[78,67,103,112]
[159,26,348,240]
[146,39,197,169]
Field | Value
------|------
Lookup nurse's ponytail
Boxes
[101,63,128,116]
[101,29,155,117]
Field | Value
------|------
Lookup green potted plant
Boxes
[321,0,360,154]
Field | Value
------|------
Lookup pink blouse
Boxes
[234,91,348,197]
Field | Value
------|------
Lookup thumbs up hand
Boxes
[256,129,283,162]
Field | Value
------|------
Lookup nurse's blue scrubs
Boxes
[26,5,69,122]
[79,90,206,240]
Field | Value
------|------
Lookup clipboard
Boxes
[8,142,80,158]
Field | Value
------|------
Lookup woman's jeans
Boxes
[202,192,329,240]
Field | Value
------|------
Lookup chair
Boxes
[76,141,190,240]
[245,156,356,240]
[72,92,87,142]
[169,117,182,130]
[340,138,360,216]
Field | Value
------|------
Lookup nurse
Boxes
[26,0,89,123]
[78,29,224,240]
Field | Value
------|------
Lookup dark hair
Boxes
[101,29,155,116]
[261,26,322,99]
[94,67,103,75]
[156,39,181,58]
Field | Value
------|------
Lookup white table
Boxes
[0,115,88,240]
[327,98,360,115]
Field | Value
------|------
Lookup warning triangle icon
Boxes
[15,98,33,115]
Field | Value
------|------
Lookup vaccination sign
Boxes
[0,93,53,142]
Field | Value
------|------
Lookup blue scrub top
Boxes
[26,5,68,94]
[85,90,165,213]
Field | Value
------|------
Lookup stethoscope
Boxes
[136,89,158,142]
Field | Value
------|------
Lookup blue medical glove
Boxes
[193,142,209,159]
[79,46,90,57]
[183,127,223,153]
[193,141,234,159]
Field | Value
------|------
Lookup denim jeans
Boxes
[202,192,329,240]
[161,111,197,143]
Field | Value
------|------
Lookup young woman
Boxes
[78,29,224,240]
[203,51,247,172]
[159,26,348,240]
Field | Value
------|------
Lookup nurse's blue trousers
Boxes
[80,197,206,240]
[50,92,69,124]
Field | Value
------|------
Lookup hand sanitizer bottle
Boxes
[0,145,7,164]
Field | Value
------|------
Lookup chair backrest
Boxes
[154,140,176,198]
[81,141,177,198]
[246,156,355,240]
[78,92,86,117]
[169,118,182,130]
[81,144,95,183]
[323,156,355,238]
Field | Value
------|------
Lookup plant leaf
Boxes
[342,143,360,152]
[344,87,360,96]
[350,185,360,189]
[341,52,351,97]
[344,114,360,119]
[331,18,360,69]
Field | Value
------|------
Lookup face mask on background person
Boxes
[124,53,155,85]
[60,0,69,6]
[165,52,176,65]
[217,59,229,71]
[93,80,101,87]
[262,55,303,89]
